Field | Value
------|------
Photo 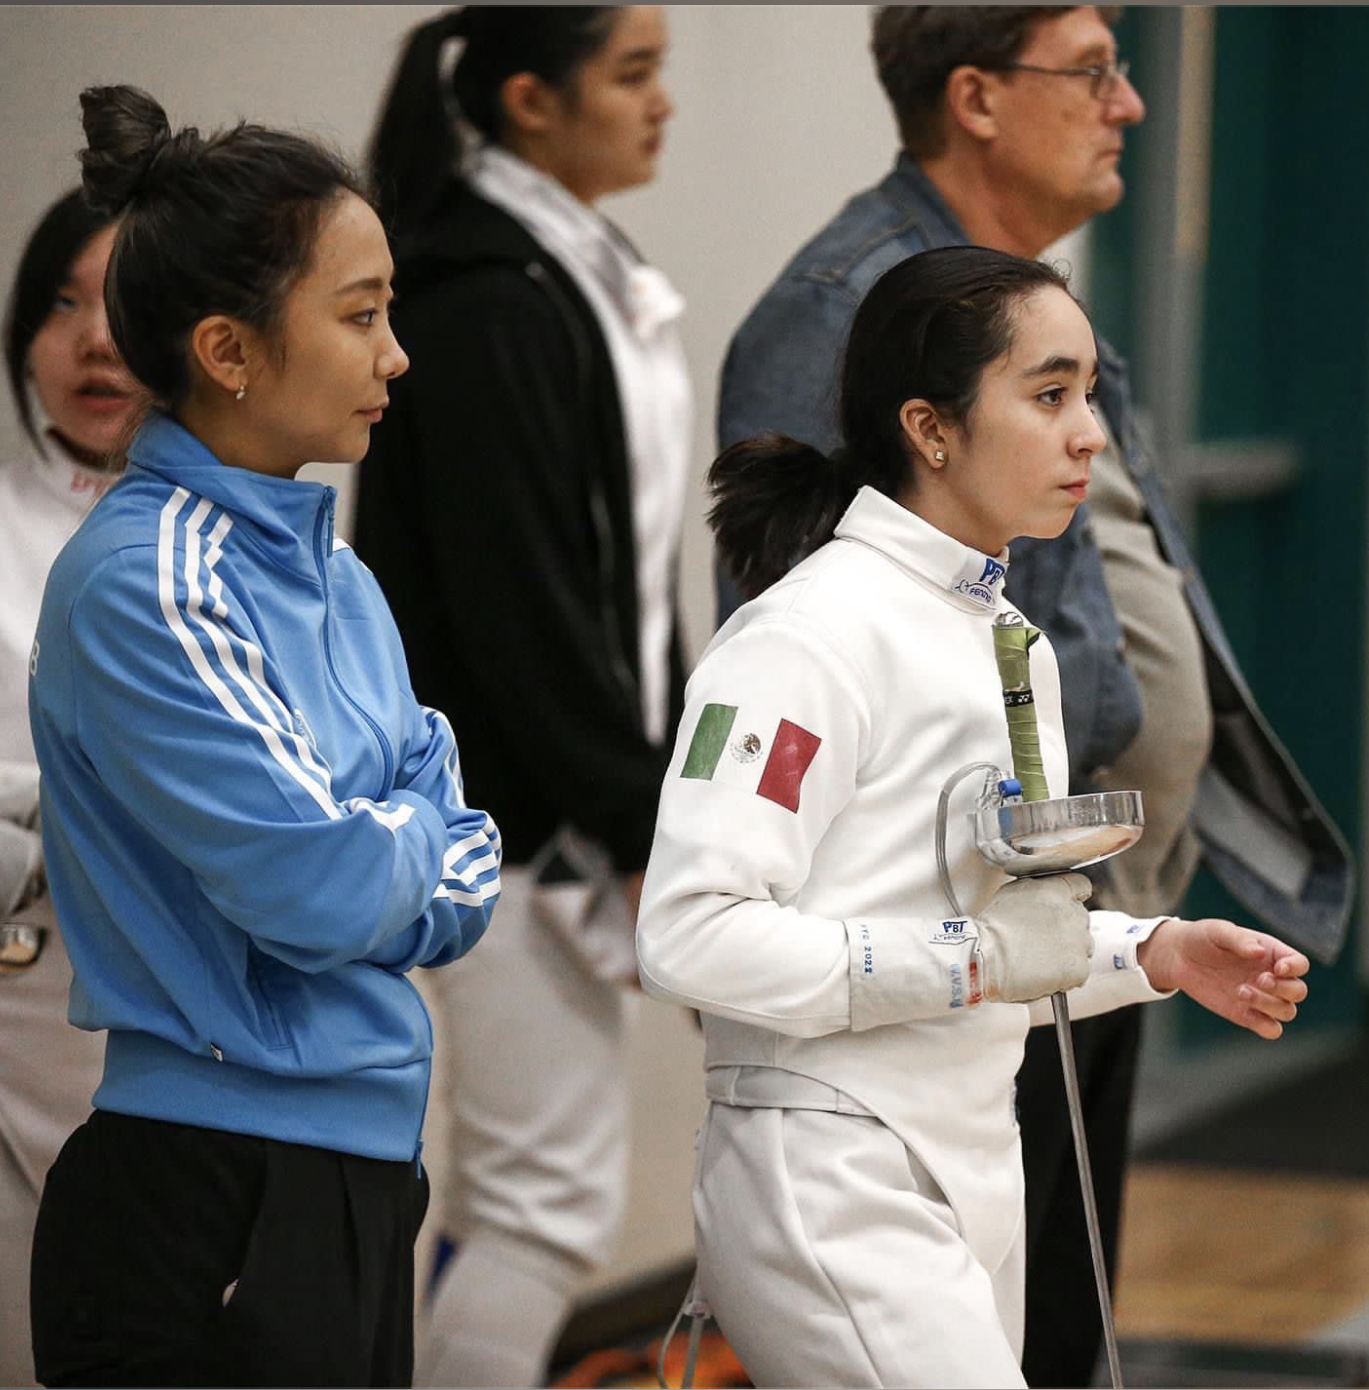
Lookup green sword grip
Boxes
[992,615,1050,803]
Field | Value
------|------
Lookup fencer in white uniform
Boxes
[636,247,1309,1389]
[640,485,1168,1387]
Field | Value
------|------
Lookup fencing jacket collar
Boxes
[833,485,1011,616]
[128,412,334,583]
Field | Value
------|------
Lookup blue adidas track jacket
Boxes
[28,413,501,1161]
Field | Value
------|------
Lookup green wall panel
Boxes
[1095,7,1369,1043]
[1185,6,1369,1041]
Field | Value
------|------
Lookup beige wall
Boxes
[0,3,901,1293]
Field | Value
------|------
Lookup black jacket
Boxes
[354,183,685,870]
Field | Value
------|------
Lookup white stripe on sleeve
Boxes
[192,509,336,792]
[345,798,417,831]
[157,490,342,822]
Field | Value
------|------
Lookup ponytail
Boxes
[368,7,617,242]
[367,10,468,239]
[707,434,858,602]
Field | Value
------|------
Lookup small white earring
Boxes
[235,383,247,401]
[934,449,946,462]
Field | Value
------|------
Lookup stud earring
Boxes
[235,383,247,401]
[934,449,947,462]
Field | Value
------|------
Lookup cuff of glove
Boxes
[846,916,982,1031]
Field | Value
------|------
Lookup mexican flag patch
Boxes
[680,703,821,813]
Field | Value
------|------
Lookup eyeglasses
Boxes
[997,56,1131,102]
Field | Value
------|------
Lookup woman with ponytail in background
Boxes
[27,86,501,1388]
[355,9,688,1387]
[636,245,1311,1389]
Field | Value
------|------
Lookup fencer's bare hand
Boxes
[1137,918,1310,1040]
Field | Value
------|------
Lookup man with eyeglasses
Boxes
[717,6,1351,1387]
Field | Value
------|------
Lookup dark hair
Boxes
[368,6,618,239]
[3,190,116,447]
[710,246,1075,601]
[871,6,1122,158]
[77,84,365,407]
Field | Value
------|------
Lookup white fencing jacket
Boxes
[638,485,1168,1271]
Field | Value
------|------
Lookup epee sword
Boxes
[991,611,1125,1390]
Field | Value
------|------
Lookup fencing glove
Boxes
[976,872,1093,1003]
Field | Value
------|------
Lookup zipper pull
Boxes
[320,489,336,556]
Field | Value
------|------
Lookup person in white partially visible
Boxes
[0,189,136,1389]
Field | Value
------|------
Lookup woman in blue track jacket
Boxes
[26,85,500,1389]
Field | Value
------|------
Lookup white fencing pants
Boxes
[694,1103,1027,1389]
[415,865,628,1388]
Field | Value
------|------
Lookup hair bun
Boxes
[78,85,200,214]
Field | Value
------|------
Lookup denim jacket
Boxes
[717,153,1351,961]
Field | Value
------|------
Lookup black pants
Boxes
[30,1110,428,1388]
[1017,1005,1143,1389]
